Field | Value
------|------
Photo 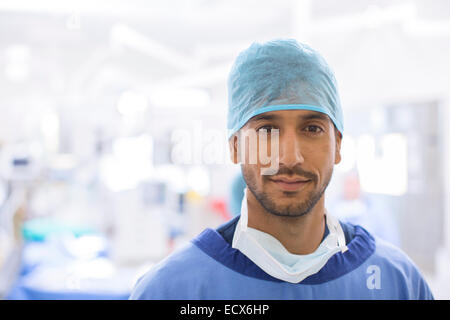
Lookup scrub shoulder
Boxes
[129,240,216,299]
[367,236,434,299]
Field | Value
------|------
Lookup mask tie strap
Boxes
[325,210,348,253]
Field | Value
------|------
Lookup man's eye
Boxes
[257,125,276,132]
[304,125,323,133]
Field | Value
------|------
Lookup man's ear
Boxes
[334,129,342,165]
[229,134,239,164]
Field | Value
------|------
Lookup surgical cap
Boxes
[227,39,343,138]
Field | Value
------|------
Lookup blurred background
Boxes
[0,0,450,299]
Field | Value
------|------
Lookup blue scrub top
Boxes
[130,216,434,300]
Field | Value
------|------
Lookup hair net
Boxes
[227,39,343,138]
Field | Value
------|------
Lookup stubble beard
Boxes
[241,165,333,218]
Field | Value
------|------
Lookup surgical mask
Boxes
[232,188,348,284]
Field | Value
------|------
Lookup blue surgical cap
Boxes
[227,39,343,138]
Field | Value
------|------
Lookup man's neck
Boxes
[246,192,326,255]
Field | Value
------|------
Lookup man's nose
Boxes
[278,129,304,168]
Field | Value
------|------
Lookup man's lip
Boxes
[269,178,311,191]
[269,177,311,183]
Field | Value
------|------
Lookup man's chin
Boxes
[259,199,314,218]
[255,188,322,217]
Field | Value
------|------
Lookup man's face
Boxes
[230,109,342,217]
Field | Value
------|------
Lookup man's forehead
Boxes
[248,109,331,123]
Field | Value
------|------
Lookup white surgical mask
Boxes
[232,188,348,284]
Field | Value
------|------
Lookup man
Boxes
[130,39,433,299]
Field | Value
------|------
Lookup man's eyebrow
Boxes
[299,113,330,122]
[250,114,281,122]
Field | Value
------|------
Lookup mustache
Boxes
[267,165,317,181]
